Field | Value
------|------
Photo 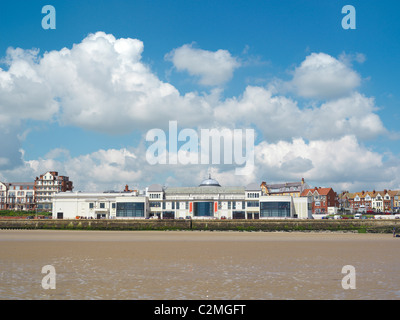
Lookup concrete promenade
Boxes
[0,218,399,233]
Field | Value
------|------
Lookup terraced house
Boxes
[347,189,398,212]
[394,191,400,212]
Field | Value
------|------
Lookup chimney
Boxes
[124,184,129,192]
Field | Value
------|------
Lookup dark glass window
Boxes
[116,202,145,217]
[260,202,291,217]
[150,202,161,207]
[193,202,213,217]
[247,201,259,207]
[163,211,175,219]
[233,211,246,219]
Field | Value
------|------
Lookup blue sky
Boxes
[0,0,399,192]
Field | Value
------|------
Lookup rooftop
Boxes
[199,174,221,187]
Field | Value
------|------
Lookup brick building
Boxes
[300,187,338,215]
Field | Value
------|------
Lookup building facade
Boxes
[260,178,309,198]
[52,177,312,219]
[35,171,73,212]
[300,187,338,215]
[347,190,398,213]
[394,191,400,212]
[53,190,148,219]
[0,182,35,211]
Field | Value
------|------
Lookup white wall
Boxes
[52,192,146,219]
[293,197,312,219]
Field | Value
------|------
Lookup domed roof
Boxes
[199,174,221,187]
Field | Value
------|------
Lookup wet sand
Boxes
[0,230,399,300]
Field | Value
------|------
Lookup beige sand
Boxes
[0,230,399,300]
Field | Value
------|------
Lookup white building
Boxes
[52,191,149,219]
[52,177,312,219]
[259,195,312,219]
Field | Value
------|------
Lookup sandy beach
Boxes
[0,230,399,300]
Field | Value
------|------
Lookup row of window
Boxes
[89,202,116,209]
[86,200,263,211]
[5,192,34,197]
[1,198,35,203]
[149,201,260,210]
[246,192,260,198]
[36,181,59,185]
[354,196,389,201]
[149,193,162,199]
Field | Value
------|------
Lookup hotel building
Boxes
[52,176,312,219]
[35,171,73,212]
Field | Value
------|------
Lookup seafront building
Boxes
[260,178,309,197]
[3,169,399,215]
[0,182,35,211]
[345,189,399,213]
[52,176,313,219]
[0,171,73,212]
[300,187,339,215]
[35,171,73,212]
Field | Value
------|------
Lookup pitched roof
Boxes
[245,182,261,191]
[148,184,164,192]
[300,187,334,197]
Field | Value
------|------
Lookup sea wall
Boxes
[0,219,399,233]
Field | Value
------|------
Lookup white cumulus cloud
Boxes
[0,32,397,193]
[287,52,361,99]
[166,43,241,86]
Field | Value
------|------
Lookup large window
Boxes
[193,202,213,217]
[233,211,245,219]
[149,201,161,207]
[247,201,259,207]
[163,211,175,219]
[116,202,145,217]
[260,201,291,218]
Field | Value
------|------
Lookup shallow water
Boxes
[0,230,399,300]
